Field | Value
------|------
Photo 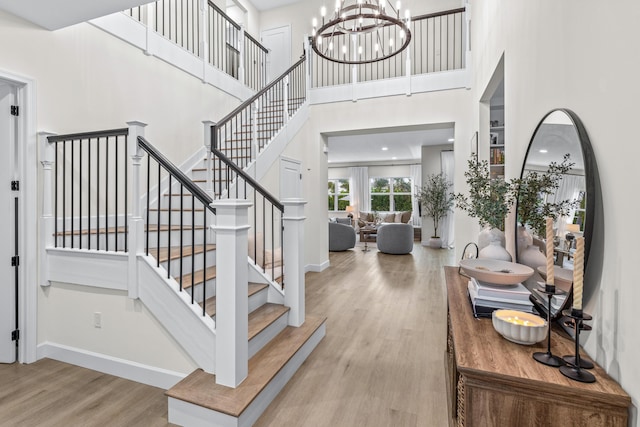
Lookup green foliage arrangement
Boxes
[416,173,454,238]
[454,157,514,230]
[511,154,577,237]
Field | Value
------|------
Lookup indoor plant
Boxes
[416,173,454,248]
[454,156,514,260]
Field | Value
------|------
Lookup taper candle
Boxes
[546,217,555,286]
[573,237,584,310]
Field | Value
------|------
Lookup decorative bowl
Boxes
[492,310,547,345]
[459,259,534,285]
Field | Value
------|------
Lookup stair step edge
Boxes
[165,315,326,418]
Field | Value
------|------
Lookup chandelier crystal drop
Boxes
[311,0,411,65]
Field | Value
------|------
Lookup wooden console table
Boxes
[444,266,630,427]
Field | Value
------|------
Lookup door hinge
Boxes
[10,105,19,116]
[11,181,19,191]
[11,330,19,341]
[11,256,19,267]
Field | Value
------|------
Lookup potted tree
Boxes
[454,156,514,260]
[417,173,454,249]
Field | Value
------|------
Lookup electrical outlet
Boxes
[94,312,102,328]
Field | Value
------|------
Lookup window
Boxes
[370,177,412,211]
[328,179,350,211]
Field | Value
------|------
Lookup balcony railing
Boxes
[125,0,268,92]
[311,7,466,88]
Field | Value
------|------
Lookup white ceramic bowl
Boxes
[492,309,547,345]
[460,259,534,285]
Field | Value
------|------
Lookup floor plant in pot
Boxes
[417,173,454,249]
[454,156,514,261]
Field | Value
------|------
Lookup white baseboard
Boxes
[37,342,187,389]
[305,260,329,273]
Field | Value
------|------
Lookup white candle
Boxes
[546,217,555,286]
[573,237,584,310]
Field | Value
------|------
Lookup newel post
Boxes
[39,131,56,287]
[127,121,147,299]
[212,199,252,388]
[282,75,290,125]
[238,25,246,87]
[282,199,306,327]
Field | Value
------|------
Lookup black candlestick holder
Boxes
[559,308,596,383]
[533,284,564,367]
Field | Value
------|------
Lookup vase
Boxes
[429,237,442,249]
[478,227,506,251]
[478,240,512,261]
[518,244,546,270]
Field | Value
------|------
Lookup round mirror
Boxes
[515,109,599,319]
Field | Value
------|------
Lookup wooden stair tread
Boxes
[148,244,216,263]
[148,208,205,212]
[145,224,205,232]
[177,265,217,289]
[165,315,326,418]
[199,283,268,317]
[248,303,290,341]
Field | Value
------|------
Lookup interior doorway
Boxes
[0,81,19,364]
[261,25,292,82]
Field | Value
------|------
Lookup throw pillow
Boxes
[401,210,412,223]
[384,213,395,223]
[394,212,403,223]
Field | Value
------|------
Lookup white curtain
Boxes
[552,174,585,235]
[349,167,370,215]
[440,151,455,249]
[410,164,422,227]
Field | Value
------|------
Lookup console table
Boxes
[444,266,630,427]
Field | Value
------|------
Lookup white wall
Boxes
[38,282,197,373]
[471,0,640,422]
[0,10,239,166]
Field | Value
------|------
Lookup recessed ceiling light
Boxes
[328,160,332,163]
[539,149,548,154]
[448,138,454,142]
[392,157,397,160]
[381,147,388,151]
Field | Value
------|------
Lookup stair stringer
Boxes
[138,255,216,373]
[246,100,309,183]
[248,261,284,305]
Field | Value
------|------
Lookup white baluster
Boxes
[202,120,216,198]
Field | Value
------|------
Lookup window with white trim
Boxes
[370,177,412,211]
[328,179,350,211]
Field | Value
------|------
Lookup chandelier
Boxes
[311,0,411,65]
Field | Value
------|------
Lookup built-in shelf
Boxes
[490,125,504,131]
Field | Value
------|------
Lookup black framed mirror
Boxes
[515,109,599,319]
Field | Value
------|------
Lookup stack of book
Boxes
[467,277,534,318]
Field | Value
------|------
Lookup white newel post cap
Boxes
[211,199,253,229]
[127,121,147,157]
[282,199,307,218]
[38,132,57,163]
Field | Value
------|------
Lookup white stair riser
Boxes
[184,277,216,303]
[248,287,268,315]
[161,249,216,277]
[146,229,208,248]
[147,209,207,226]
[248,310,288,359]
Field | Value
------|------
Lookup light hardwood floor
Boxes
[0,243,454,426]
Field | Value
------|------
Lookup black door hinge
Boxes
[11,330,19,341]
[11,256,19,267]
[10,105,19,116]
[11,181,19,191]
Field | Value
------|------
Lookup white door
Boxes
[261,25,292,82]
[280,157,302,200]
[0,82,17,364]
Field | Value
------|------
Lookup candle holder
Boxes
[533,284,564,367]
[562,317,594,369]
[559,308,596,383]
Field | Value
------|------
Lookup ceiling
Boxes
[0,0,154,30]
[247,0,304,11]
[327,124,455,165]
